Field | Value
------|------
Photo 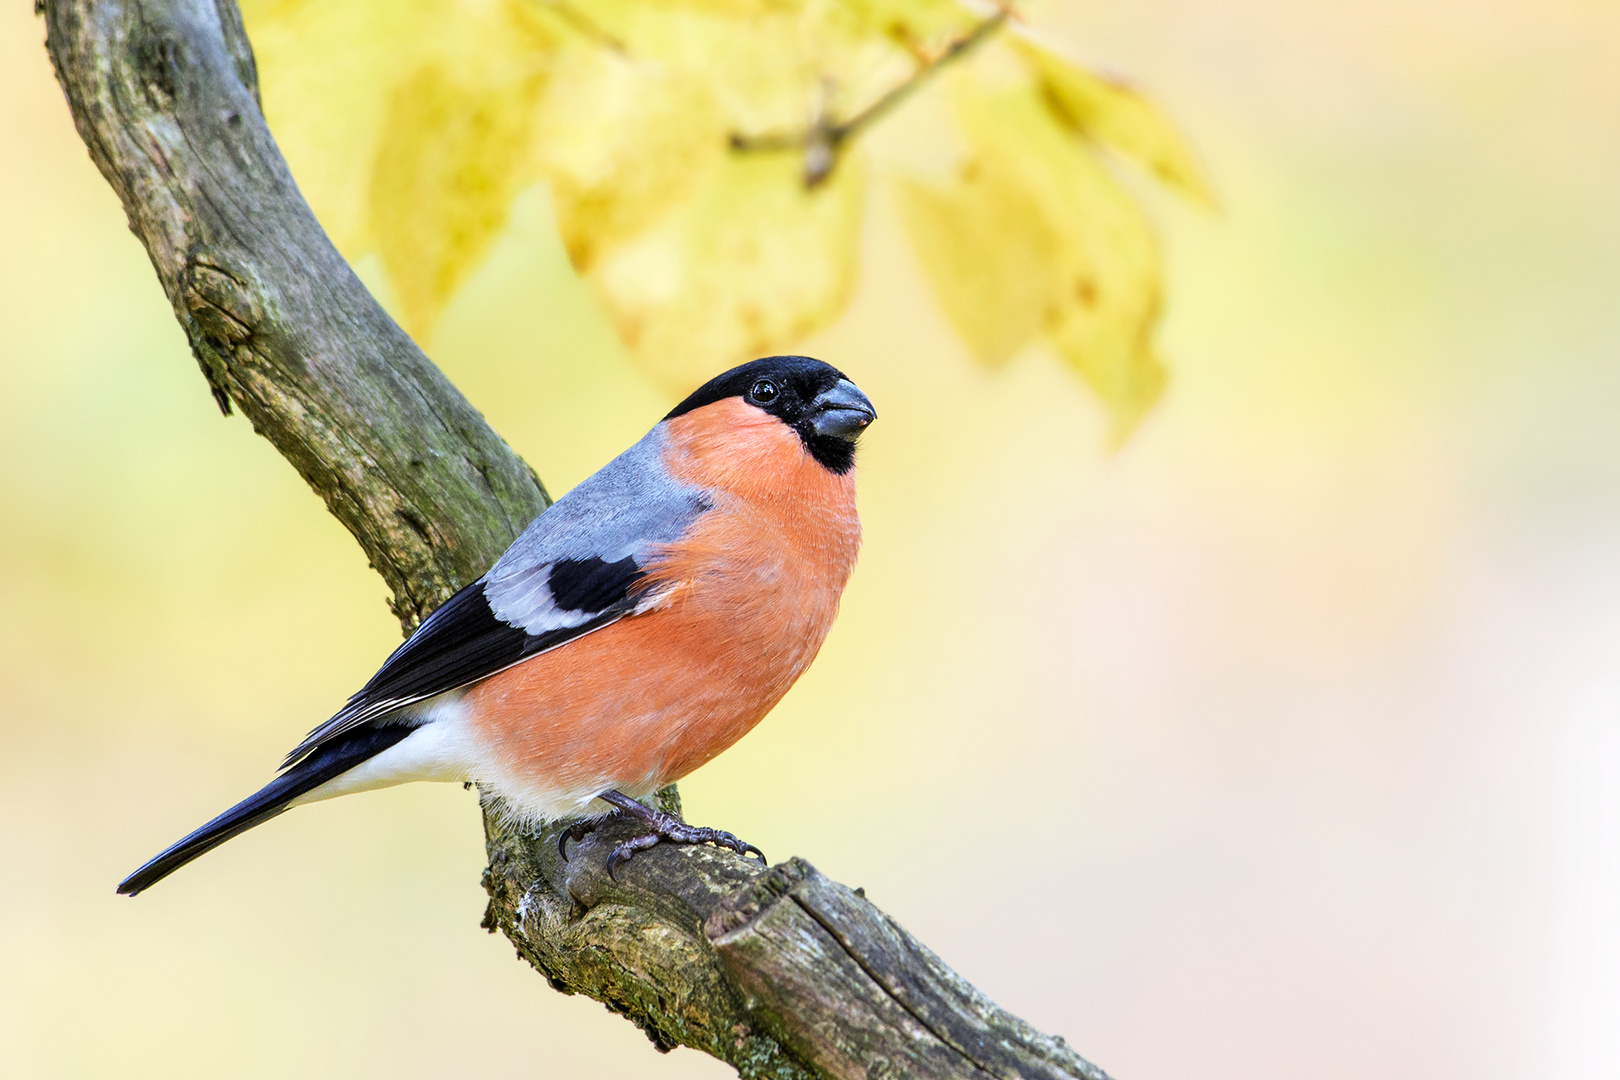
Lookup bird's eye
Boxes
[749,379,780,405]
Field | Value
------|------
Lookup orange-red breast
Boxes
[119,356,875,895]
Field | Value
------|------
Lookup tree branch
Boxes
[41,1,1110,1077]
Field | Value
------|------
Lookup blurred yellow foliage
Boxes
[596,153,866,392]
[926,75,1170,443]
[371,65,548,338]
[895,159,1059,370]
[242,0,1205,439]
[1013,35,1215,208]
[243,0,554,245]
[531,48,723,273]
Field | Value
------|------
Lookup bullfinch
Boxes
[118,356,875,895]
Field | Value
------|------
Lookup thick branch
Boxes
[42,2,1109,1077]
[484,792,1109,1079]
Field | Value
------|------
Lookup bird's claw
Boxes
[605,820,766,878]
[556,819,600,860]
[563,790,767,878]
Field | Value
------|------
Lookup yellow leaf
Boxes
[369,65,547,341]
[894,162,1060,368]
[950,77,1169,443]
[589,152,865,391]
[1011,36,1215,208]
[243,0,557,256]
[246,0,1186,439]
[1056,333,1169,448]
[245,0,436,252]
[532,46,725,272]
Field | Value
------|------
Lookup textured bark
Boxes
[484,788,1111,1079]
[41,2,1111,1077]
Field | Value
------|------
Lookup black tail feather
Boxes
[117,724,417,896]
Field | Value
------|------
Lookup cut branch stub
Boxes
[43,1,1110,1077]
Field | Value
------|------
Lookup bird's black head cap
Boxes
[665,356,875,474]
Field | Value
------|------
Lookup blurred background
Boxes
[3,1,1619,1078]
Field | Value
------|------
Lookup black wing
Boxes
[281,424,712,770]
[280,563,641,769]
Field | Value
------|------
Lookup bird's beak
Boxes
[809,379,877,442]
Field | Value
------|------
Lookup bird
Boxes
[117,355,875,896]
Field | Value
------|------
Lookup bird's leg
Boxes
[587,789,766,877]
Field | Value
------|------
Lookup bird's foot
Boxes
[559,789,766,877]
[604,816,767,878]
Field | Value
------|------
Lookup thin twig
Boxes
[532,0,627,54]
[832,8,1009,148]
[730,7,1012,187]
